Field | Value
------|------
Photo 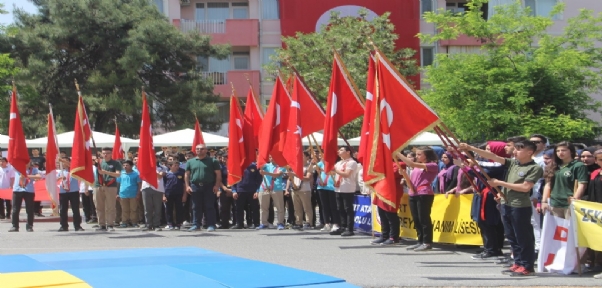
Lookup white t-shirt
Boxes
[141,166,166,192]
[334,159,358,193]
[0,166,15,189]
[292,165,313,192]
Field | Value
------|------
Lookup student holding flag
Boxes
[9,162,41,232]
[57,157,84,232]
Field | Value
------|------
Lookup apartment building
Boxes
[155,0,601,133]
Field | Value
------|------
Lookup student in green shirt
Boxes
[460,140,543,277]
[542,141,588,219]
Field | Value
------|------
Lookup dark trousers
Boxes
[378,206,400,240]
[235,192,259,227]
[409,195,434,244]
[191,183,216,227]
[59,191,82,228]
[478,218,505,254]
[268,198,274,224]
[284,193,295,225]
[318,189,339,225]
[34,200,42,214]
[501,204,535,270]
[219,192,233,228]
[183,196,192,223]
[0,198,11,218]
[12,192,34,228]
[165,193,184,226]
[335,193,355,232]
[81,191,96,221]
[311,189,323,226]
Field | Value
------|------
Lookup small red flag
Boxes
[70,94,94,185]
[7,84,30,176]
[322,53,364,172]
[45,106,60,207]
[257,76,291,168]
[138,91,158,188]
[292,73,325,138]
[358,55,376,168]
[192,117,205,154]
[112,123,125,160]
[282,76,304,176]
[227,94,246,186]
[243,86,263,167]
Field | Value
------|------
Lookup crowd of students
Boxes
[2,135,602,278]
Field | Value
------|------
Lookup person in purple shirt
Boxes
[396,146,439,252]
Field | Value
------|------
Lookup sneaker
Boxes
[107,226,115,232]
[165,225,170,229]
[315,224,325,230]
[155,227,162,231]
[96,226,107,232]
[501,264,520,275]
[341,231,354,237]
[268,224,276,229]
[230,225,243,229]
[256,224,267,230]
[175,226,180,230]
[406,243,422,250]
[371,238,387,245]
[472,251,497,260]
[303,223,311,229]
[26,225,33,232]
[329,228,343,235]
[187,225,200,232]
[91,224,100,229]
[141,226,153,231]
[247,224,256,229]
[594,272,602,279]
[277,224,285,230]
[75,227,85,231]
[320,224,331,231]
[8,227,18,232]
[292,225,303,230]
[86,219,97,224]
[36,213,45,217]
[167,226,175,230]
[119,224,128,228]
[330,224,340,232]
[510,266,534,277]
[207,226,215,232]
[58,227,69,232]
[414,244,432,251]
[182,221,190,227]
[381,239,399,246]
[0,215,5,219]
[495,258,511,265]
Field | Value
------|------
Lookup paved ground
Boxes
[1,213,601,287]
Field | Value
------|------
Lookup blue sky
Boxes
[0,0,38,25]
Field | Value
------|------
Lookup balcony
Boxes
[204,70,260,98]
[174,19,259,46]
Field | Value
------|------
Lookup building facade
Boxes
[157,0,601,133]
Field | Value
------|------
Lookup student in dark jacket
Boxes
[230,162,263,229]
[164,161,186,230]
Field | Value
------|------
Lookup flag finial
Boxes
[74,79,80,91]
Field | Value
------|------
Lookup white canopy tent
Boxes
[347,131,447,146]
[0,134,9,148]
[152,128,229,147]
[301,132,346,146]
[26,131,138,152]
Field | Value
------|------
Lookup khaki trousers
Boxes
[550,207,570,219]
[259,191,284,226]
[93,186,118,226]
[120,197,138,225]
[292,190,313,226]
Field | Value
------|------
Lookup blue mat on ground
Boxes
[0,247,357,288]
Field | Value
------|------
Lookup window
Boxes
[207,2,229,21]
[232,2,249,19]
[154,0,164,14]
[197,56,230,85]
[262,0,279,19]
[421,0,433,15]
[421,47,434,67]
[233,52,250,70]
[262,47,277,66]
[446,0,488,19]
[195,3,205,21]
[525,0,560,19]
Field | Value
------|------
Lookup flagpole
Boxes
[49,103,61,216]
[74,79,98,158]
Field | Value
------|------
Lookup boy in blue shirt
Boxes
[9,162,41,232]
[116,160,141,228]
[57,157,84,232]
[257,156,287,230]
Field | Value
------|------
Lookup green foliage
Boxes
[5,0,230,137]
[419,0,602,142]
[264,9,418,139]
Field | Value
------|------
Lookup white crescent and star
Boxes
[330,92,337,117]
[379,98,394,150]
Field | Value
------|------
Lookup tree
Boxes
[264,9,418,139]
[0,2,20,135]
[418,0,602,142]
[6,0,230,137]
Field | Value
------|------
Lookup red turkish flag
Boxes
[282,76,304,176]
[358,55,375,169]
[7,85,30,176]
[112,123,125,160]
[192,117,205,154]
[292,73,325,137]
[257,76,291,168]
[45,107,60,207]
[322,53,364,172]
[366,51,440,212]
[70,94,94,185]
[243,86,263,167]
[138,91,158,188]
[227,94,246,186]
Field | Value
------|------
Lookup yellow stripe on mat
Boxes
[0,270,92,288]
